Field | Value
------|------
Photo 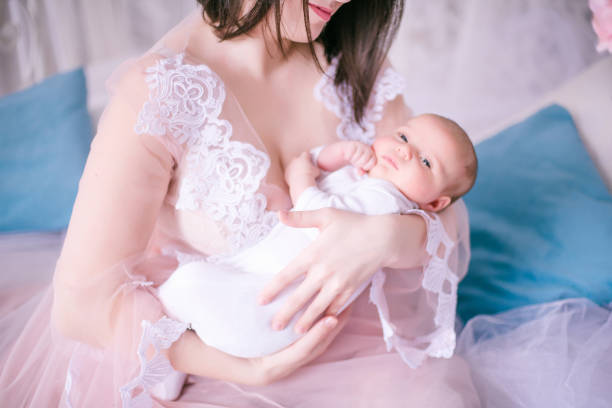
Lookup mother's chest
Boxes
[169,80,341,254]
[231,75,341,181]
[174,94,340,207]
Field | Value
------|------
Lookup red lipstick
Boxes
[309,3,332,22]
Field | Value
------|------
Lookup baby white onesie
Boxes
[157,165,417,358]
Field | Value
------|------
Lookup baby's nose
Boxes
[396,144,412,160]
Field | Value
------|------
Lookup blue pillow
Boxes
[0,68,92,232]
[458,104,612,323]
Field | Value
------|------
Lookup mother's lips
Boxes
[309,3,332,22]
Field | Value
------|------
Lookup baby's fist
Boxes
[285,152,320,184]
[343,141,376,174]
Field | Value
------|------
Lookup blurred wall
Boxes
[389,0,603,137]
[0,0,194,96]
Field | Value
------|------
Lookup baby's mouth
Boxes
[382,155,398,170]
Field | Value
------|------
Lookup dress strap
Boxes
[314,58,407,144]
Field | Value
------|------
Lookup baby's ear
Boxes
[421,196,451,212]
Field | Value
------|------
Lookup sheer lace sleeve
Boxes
[366,201,470,368]
[371,62,469,365]
[52,55,189,406]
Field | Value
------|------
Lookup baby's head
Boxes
[368,114,477,212]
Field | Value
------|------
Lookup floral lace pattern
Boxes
[135,53,278,254]
[412,209,458,359]
[119,317,189,408]
[367,209,458,367]
[314,58,407,144]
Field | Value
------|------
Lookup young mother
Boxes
[1,1,479,406]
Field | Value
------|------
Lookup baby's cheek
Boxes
[406,174,436,202]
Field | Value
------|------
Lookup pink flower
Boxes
[590,0,612,53]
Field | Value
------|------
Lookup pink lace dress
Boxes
[0,10,479,408]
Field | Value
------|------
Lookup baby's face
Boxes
[368,115,467,212]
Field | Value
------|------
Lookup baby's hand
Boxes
[285,152,320,186]
[343,141,376,175]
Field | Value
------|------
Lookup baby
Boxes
[157,113,477,359]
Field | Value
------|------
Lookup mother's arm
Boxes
[170,307,351,386]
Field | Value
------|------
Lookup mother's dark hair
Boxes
[196,0,405,125]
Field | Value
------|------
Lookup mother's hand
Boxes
[251,306,351,386]
[258,208,398,334]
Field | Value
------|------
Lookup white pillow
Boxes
[475,56,612,191]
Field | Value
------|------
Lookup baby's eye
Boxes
[421,157,431,168]
[399,133,408,142]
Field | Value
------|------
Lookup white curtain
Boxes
[388,0,603,136]
[0,0,194,96]
[0,0,604,134]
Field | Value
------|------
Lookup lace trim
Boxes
[314,58,407,144]
[409,209,458,359]
[369,271,426,368]
[135,53,277,254]
[120,317,189,408]
[365,207,458,367]
[368,208,458,365]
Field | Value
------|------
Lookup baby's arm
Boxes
[285,152,321,204]
[285,141,377,205]
[316,141,376,174]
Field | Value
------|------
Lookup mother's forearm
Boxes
[167,330,265,386]
[379,213,428,270]
[52,281,266,386]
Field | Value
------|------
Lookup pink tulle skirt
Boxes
[457,298,612,408]
[0,267,481,408]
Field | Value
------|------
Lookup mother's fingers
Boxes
[305,305,352,358]
[278,305,352,365]
[260,313,339,384]
[293,284,341,334]
[260,208,339,306]
[257,247,315,305]
[270,271,323,331]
